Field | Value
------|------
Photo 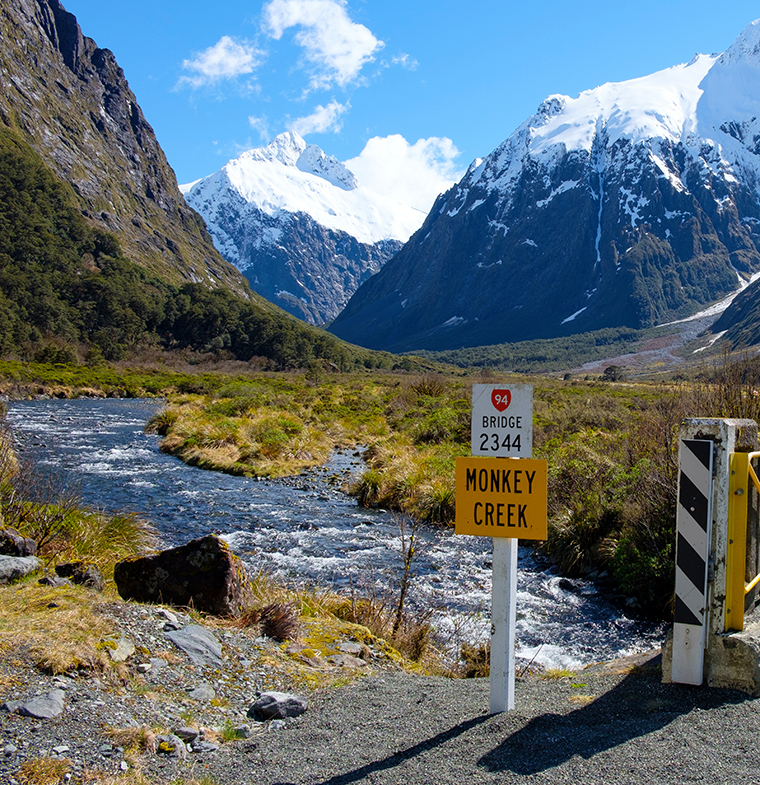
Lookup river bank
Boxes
[2,590,754,785]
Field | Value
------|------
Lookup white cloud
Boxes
[248,115,272,140]
[391,53,418,70]
[288,99,349,135]
[345,135,464,212]
[263,0,383,90]
[178,36,264,88]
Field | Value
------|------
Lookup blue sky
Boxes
[64,0,760,211]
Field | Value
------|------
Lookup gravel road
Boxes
[140,652,760,785]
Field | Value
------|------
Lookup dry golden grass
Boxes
[0,582,114,674]
[569,694,595,706]
[14,757,72,785]
[104,726,157,754]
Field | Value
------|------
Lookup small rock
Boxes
[106,636,135,663]
[52,676,73,690]
[157,608,179,625]
[269,720,287,731]
[38,575,70,588]
[248,692,307,721]
[187,683,215,701]
[189,740,219,753]
[327,653,367,668]
[136,663,152,673]
[155,734,187,759]
[55,562,105,591]
[338,641,364,656]
[173,727,199,744]
[233,725,252,739]
[148,657,167,672]
[4,743,18,756]
[298,651,323,668]
[165,625,222,668]
[52,745,70,755]
[120,761,129,771]
[16,689,65,719]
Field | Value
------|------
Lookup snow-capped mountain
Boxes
[330,20,760,353]
[182,132,425,324]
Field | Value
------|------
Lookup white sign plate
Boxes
[471,383,533,458]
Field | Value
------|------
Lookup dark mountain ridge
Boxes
[0,0,246,293]
[329,26,760,353]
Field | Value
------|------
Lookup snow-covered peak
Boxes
[247,131,306,166]
[464,19,760,199]
[527,54,717,158]
[241,132,358,191]
[182,135,424,245]
[697,20,760,137]
[718,18,760,66]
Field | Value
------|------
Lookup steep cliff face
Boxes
[330,23,760,353]
[183,133,422,324]
[0,0,248,294]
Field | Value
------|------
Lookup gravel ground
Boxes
[160,656,760,785]
[3,595,760,785]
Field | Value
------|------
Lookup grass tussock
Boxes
[237,602,300,642]
[540,668,577,681]
[104,726,158,754]
[14,757,72,785]
[0,583,115,676]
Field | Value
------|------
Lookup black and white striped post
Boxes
[666,418,760,688]
[672,438,713,685]
[665,418,760,692]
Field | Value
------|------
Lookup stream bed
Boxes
[5,397,666,668]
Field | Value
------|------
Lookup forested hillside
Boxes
[0,128,396,370]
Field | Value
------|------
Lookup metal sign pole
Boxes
[490,536,517,712]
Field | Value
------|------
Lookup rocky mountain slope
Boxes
[0,0,247,294]
[182,133,424,324]
[330,20,760,353]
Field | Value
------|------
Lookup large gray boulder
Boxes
[248,691,308,721]
[0,555,42,584]
[113,534,253,616]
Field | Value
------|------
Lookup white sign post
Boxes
[471,383,533,713]
[490,536,518,712]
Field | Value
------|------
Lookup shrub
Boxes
[353,469,383,507]
[238,602,300,642]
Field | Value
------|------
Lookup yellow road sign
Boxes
[455,456,547,540]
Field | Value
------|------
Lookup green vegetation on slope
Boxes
[414,326,662,374]
[0,128,401,371]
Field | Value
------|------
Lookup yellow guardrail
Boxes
[726,451,760,631]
